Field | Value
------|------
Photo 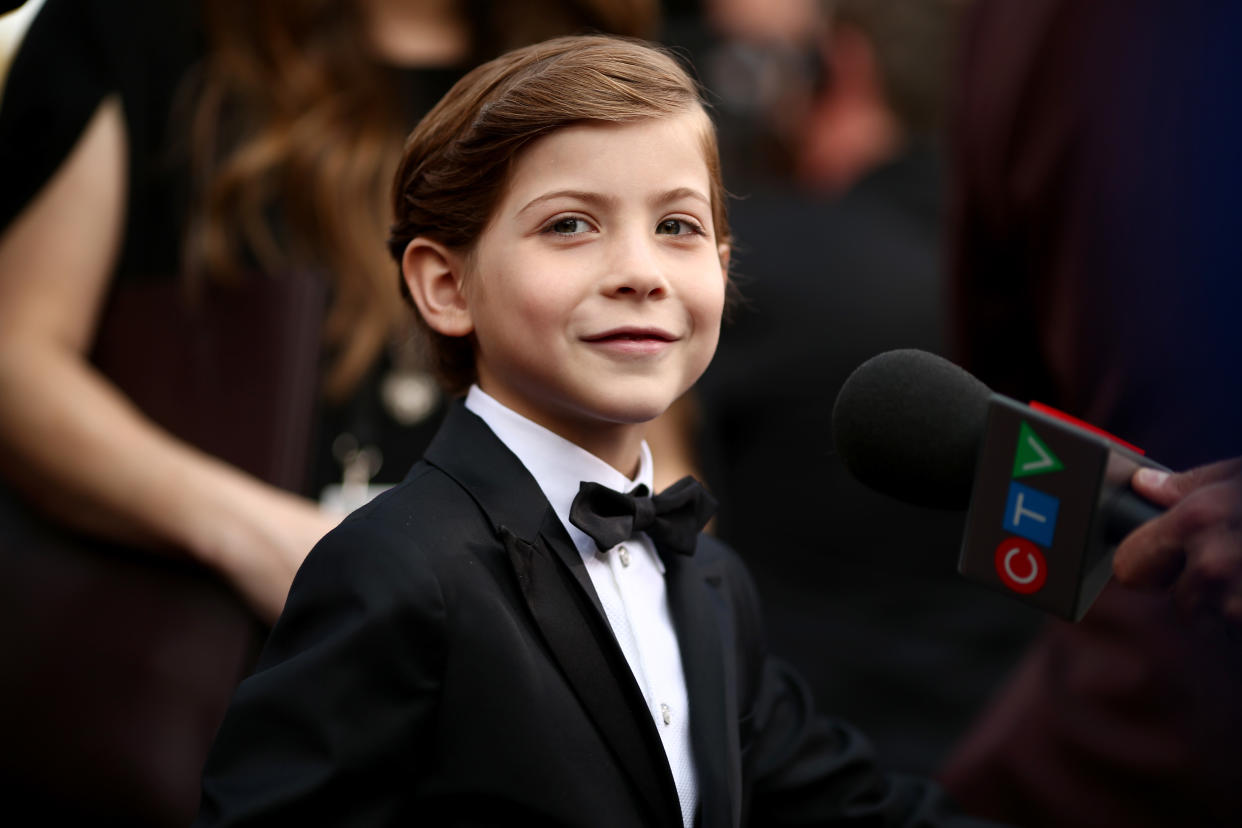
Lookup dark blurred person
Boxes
[940,1,1242,825]
[0,1,656,824]
[655,0,1041,775]
[661,0,821,191]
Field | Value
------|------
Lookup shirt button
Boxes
[618,545,632,568]
[660,703,672,725]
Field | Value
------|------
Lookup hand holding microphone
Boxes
[831,349,1242,621]
[1115,458,1242,624]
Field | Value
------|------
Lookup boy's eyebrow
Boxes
[657,187,712,208]
[517,190,615,216]
[516,187,711,216]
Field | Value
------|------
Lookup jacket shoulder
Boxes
[344,460,489,539]
[294,461,494,595]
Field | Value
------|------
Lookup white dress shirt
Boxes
[465,386,698,826]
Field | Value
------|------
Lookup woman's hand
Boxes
[193,478,343,622]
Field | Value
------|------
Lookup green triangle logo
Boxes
[1012,421,1064,478]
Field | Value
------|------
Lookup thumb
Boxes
[1131,457,1242,507]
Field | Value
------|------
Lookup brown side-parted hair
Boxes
[184,2,660,401]
[388,34,731,396]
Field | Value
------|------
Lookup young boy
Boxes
[196,36,994,827]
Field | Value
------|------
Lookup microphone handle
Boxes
[1102,485,1165,546]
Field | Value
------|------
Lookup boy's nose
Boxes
[603,238,669,299]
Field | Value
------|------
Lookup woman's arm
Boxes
[0,97,338,621]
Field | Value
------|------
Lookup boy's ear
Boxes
[402,237,473,337]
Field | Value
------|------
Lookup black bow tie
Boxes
[569,476,717,558]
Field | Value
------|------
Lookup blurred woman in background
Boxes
[0,1,655,823]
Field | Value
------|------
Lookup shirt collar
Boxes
[464,385,653,558]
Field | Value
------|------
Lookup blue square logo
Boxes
[1002,482,1060,548]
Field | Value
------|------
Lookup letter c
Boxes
[993,537,1048,594]
[1003,547,1039,584]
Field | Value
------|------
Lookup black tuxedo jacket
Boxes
[197,403,990,827]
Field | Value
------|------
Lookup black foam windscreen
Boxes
[831,349,991,509]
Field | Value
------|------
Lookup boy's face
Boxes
[465,111,727,458]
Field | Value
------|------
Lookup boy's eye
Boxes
[547,217,591,235]
[656,218,703,236]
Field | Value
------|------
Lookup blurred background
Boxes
[2,1,1240,826]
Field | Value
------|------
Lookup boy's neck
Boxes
[472,384,645,479]
[528,416,646,480]
[571,425,645,480]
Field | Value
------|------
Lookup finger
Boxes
[1113,516,1186,588]
[1172,558,1232,630]
[1114,478,1230,586]
[1169,516,1242,623]
[1116,474,1242,601]
[1127,472,1242,547]
[1132,457,1242,506]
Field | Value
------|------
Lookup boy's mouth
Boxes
[582,327,677,343]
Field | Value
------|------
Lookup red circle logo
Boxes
[994,537,1047,594]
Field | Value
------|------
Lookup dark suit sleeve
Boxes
[195,514,447,827]
[726,554,1002,826]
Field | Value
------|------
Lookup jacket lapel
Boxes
[662,545,743,828]
[503,524,683,826]
[425,403,682,827]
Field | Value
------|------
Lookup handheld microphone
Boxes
[832,349,1165,620]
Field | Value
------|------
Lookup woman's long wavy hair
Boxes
[183,0,658,400]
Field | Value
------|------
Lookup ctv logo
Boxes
[994,422,1062,594]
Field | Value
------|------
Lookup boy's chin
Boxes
[588,374,702,422]
[587,390,687,426]
[583,404,666,428]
